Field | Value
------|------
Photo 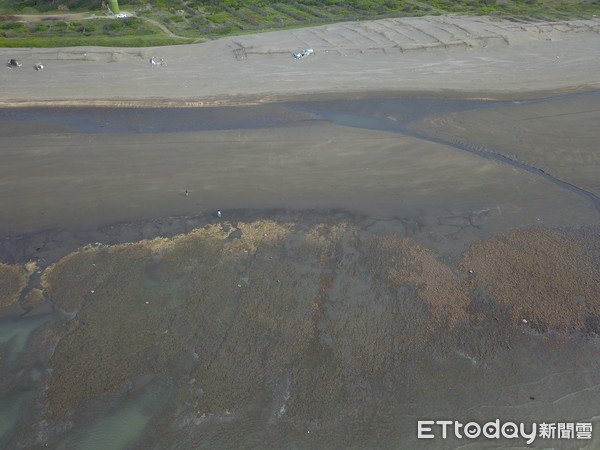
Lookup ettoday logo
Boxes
[417,420,593,444]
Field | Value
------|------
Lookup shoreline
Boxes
[0,84,599,108]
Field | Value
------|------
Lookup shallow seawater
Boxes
[0,94,599,449]
[0,314,53,365]
[0,314,55,445]
[0,103,319,134]
[56,383,171,450]
[0,391,36,444]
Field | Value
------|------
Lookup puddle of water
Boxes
[283,96,497,129]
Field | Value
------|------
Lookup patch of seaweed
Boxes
[462,226,599,332]
[0,263,28,308]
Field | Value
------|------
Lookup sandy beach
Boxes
[0,14,599,450]
[1,15,599,106]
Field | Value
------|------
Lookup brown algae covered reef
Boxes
[0,216,594,447]
[0,263,28,309]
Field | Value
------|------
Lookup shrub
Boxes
[76,22,96,33]
[110,20,123,30]
[52,21,69,31]
[32,22,50,32]
[124,17,143,28]
[1,21,27,30]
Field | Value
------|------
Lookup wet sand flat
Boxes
[0,102,598,247]
[409,93,600,196]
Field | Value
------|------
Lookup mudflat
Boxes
[409,93,600,197]
[1,95,598,248]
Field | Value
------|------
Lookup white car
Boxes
[115,13,127,18]
[292,48,314,60]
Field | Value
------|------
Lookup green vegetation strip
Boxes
[0,34,193,47]
[0,15,194,47]
[0,0,598,47]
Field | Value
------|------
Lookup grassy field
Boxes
[0,0,598,47]
[0,14,194,47]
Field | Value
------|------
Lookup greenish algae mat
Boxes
[0,217,599,448]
